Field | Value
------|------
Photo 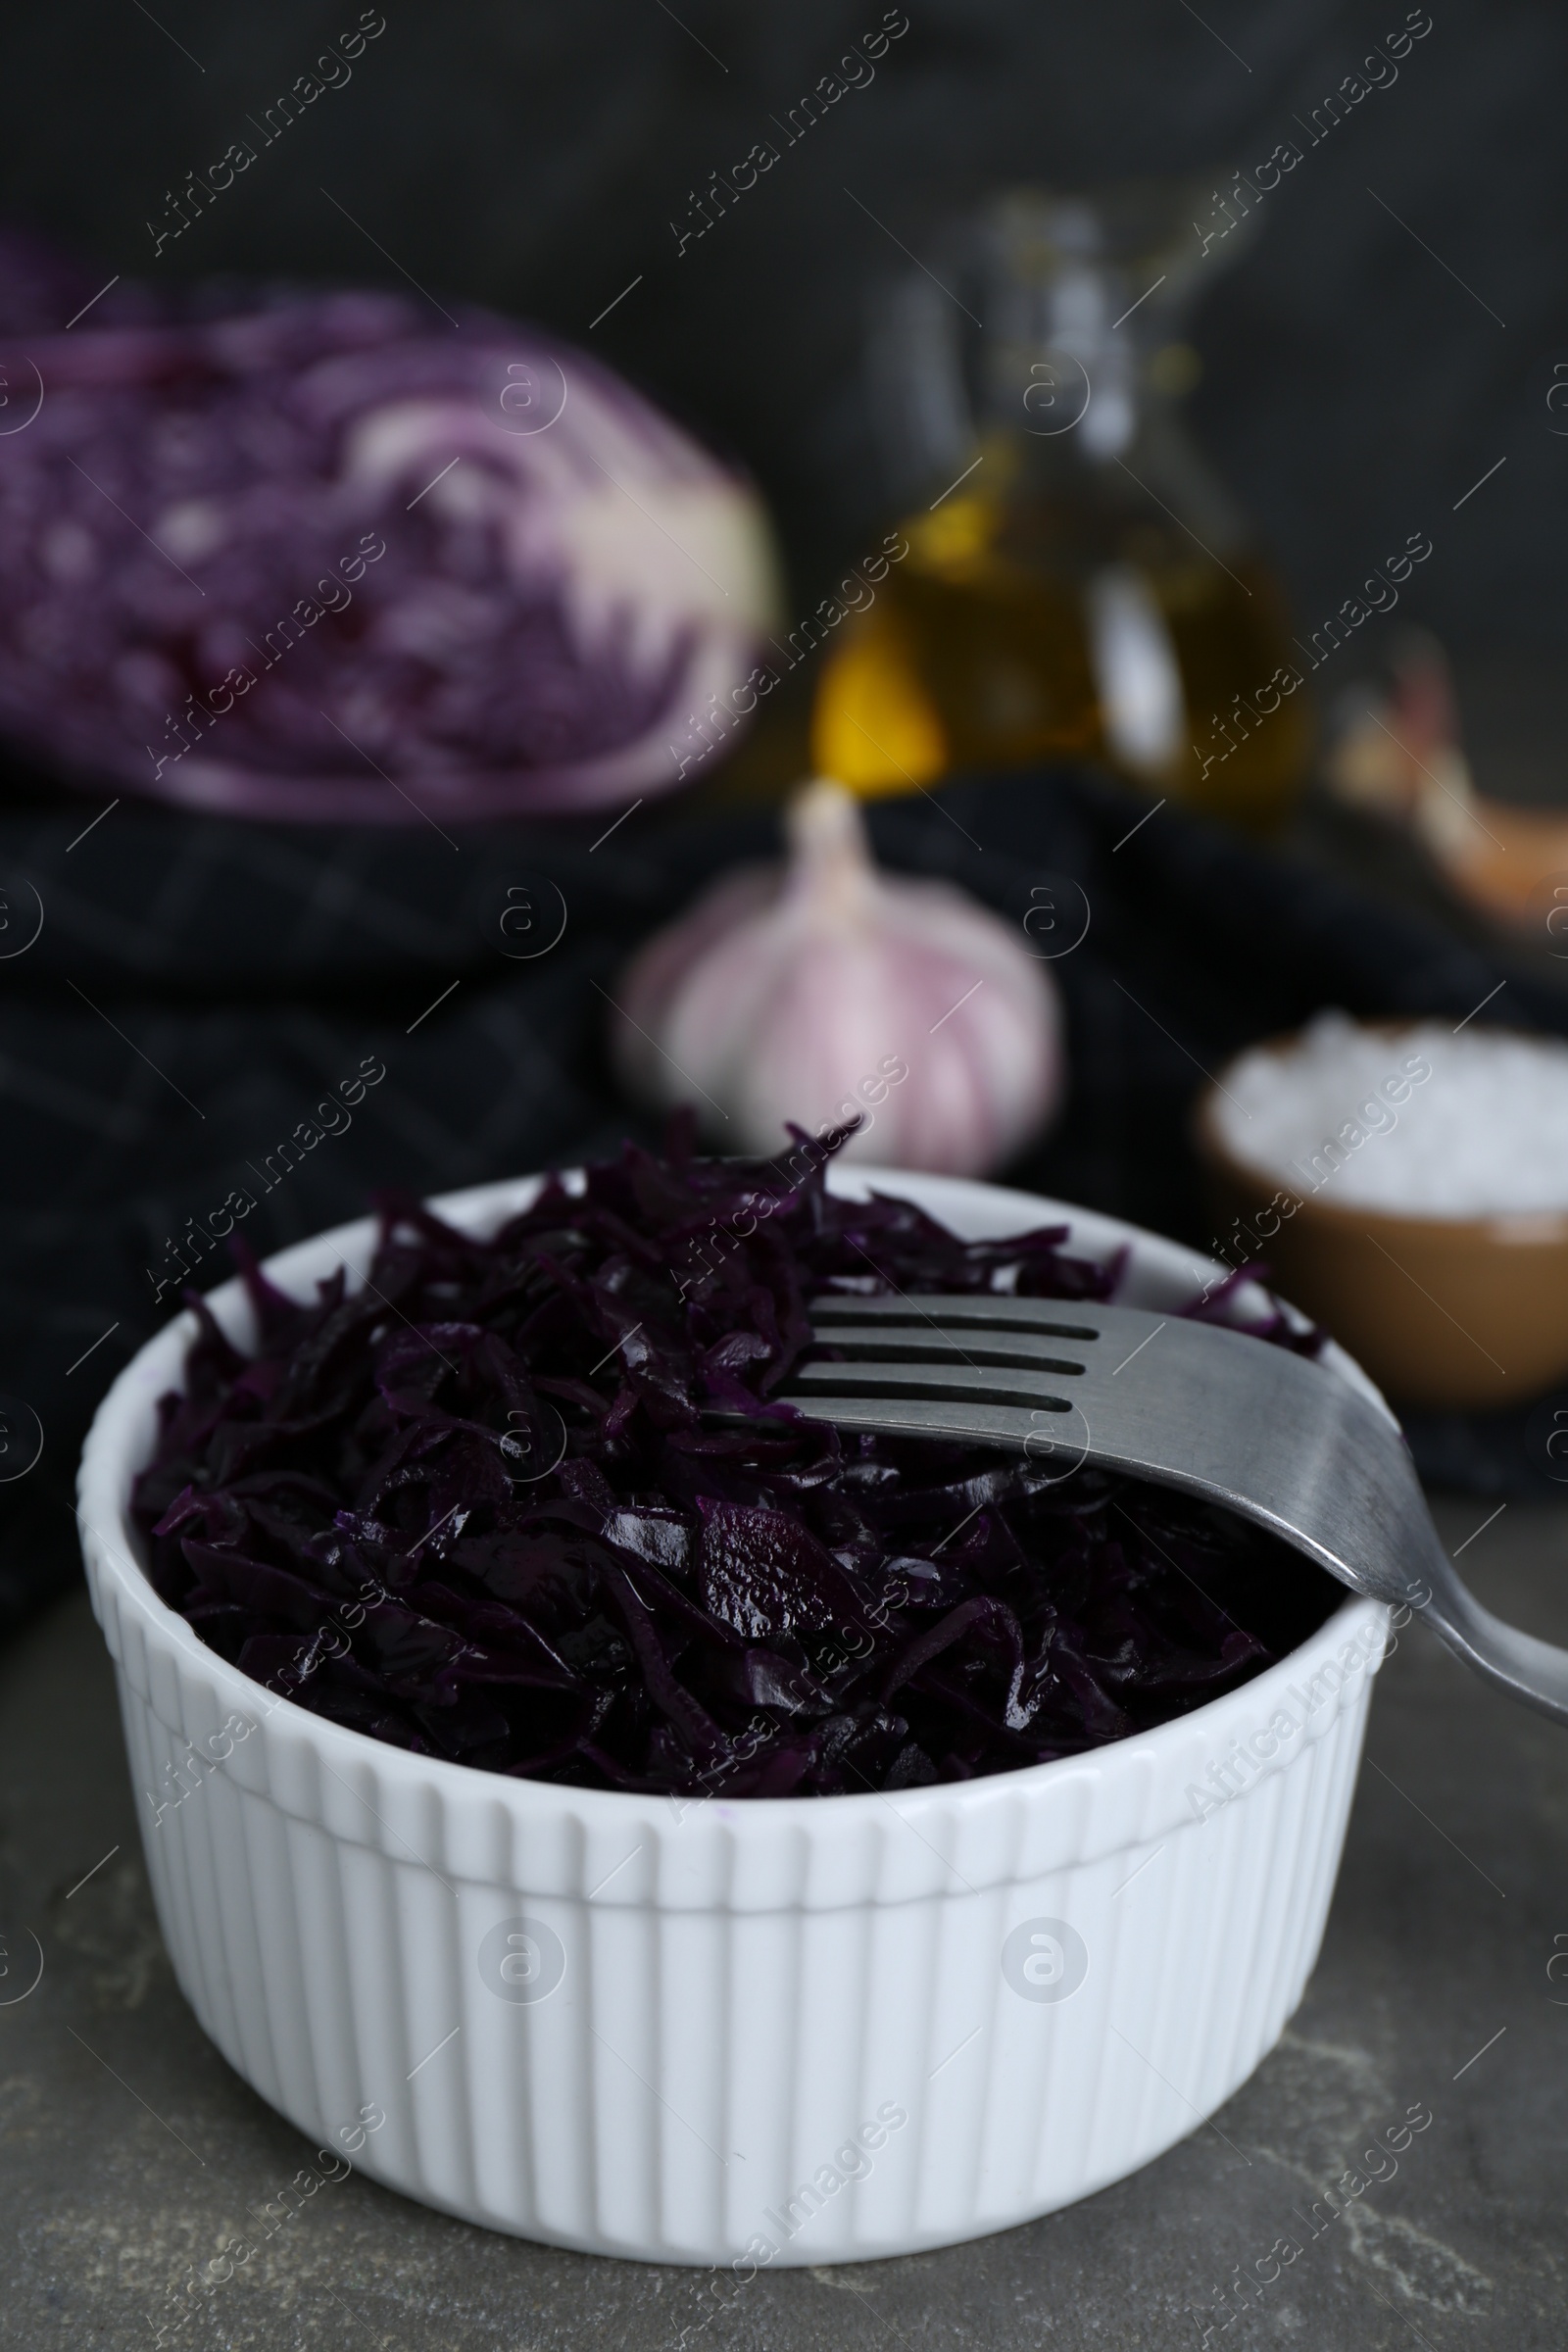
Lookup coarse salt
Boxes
[1211,1012,1568,1216]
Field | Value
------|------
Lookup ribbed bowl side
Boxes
[111,1645,1374,2265]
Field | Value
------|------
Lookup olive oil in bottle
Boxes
[812,186,1311,832]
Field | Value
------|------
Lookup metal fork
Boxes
[777,1294,1568,1727]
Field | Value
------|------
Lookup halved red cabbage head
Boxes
[132,1135,1339,1794]
[0,235,778,819]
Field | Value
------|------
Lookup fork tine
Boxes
[805,1325,1088,1375]
[778,1395,1079,1450]
[785,1361,1078,1414]
[809,1295,1102,1341]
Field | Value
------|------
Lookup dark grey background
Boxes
[0,0,1558,639]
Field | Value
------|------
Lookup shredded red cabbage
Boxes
[132,1131,1338,1795]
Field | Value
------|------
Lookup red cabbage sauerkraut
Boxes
[132,1137,1338,1795]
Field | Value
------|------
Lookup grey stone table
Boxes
[4,1494,1565,2352]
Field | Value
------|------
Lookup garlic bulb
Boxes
[612,778,1064,1175]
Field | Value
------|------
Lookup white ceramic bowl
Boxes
[77,1167,1390,2267]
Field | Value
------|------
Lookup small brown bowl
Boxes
[1193,1026,1568,1410]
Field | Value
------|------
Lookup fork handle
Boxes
[1298,1391,1568,1727]
[1410,1542,1568,1727]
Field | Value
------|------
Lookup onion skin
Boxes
[0,246,780,820]
[613,781,1065,1176]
